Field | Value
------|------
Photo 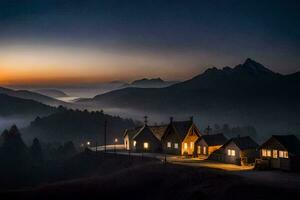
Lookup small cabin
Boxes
[195,133,227,157]
[210,136,259,166]
[161,117,201,156]
[131,125,162,153]
[259,135,300,171]
[123,127,142,150]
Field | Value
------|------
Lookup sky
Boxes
[0,0,299,86]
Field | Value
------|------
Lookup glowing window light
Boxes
[144,142,149,149]
[133,141,136,147]
[280,151,289,158]
[262,149,267,157]
[184,143,188,150]
[197,146,201,154]
[167,142,171,148]
[174,143,178,149]
[267,150,271,157]
[227,149,235,156]
[273,150,278,158]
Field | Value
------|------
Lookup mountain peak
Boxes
[238,58,275,75]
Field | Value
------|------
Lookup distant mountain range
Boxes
[34,89,69,98]
[0,87,68,107]
[122,78,179,88]
[78,58,300,135]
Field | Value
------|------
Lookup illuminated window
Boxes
[279,151,289,158]
[183,143,187,150]
[190,142,193,148]
[133,141,136,147]
[143,142,149,149]
[227,149,236,156]
[197,146,201,154]
[167,142,171,148]
[262,149,267,157]
[231,150,236,156]
[174,143,178,149]
[279,150,289,158]
[267,150,271,157]
[273,150,278,158]
[203,146,207,155]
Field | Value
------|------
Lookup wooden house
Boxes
[131,125,162,153]
[123,119,167,152]
[194,133,227,157]
[161,117,201,156]
[259,135,300,171]
[210,136,259,165]
[123,127,142,150]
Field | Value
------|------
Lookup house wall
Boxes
[223,142,241,165]
[134,128,162,153]
[162,127,181,155]
[260,137,292,170]
[124,135,130,150]
[195,139,208,156]
[240,149,259,165]
[181,127,200,156]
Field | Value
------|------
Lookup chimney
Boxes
[170,117,173,123]
[190,116,193,122]
[144,116,148,126]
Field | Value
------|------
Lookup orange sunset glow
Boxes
[0,44,204,86]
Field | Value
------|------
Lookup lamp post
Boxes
[114,138,118,153]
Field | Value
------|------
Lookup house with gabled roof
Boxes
[194,133,227,157]
[259,135,300,171]
[210,136,259,165]
[161,117,201,156]
[123,117,168,152]
[123,127,142,150]
[131,124,162,153]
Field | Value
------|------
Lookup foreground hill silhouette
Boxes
[79,58,300,136]
[2,151,300,200]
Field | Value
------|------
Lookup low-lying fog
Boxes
[10,83,125,99]
[0,116,34,132]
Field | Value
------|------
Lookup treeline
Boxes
[0,125,77,190]
[23,106,136,145]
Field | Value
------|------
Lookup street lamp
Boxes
[86,141,91,149]
[114,138,118,153]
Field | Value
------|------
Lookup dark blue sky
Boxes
[0,0,300,85]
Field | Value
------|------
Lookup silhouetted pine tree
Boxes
[30,138,44,166]
[0,125,29,167]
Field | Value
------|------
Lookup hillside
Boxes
[23,107,136,144]
[34,89,69,98]
[0,87,68,107]
[0,94,55,117]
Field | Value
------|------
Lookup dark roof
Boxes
[149,125,167,141]
[200,134,227,146]
[273,135,300,155]
[225,136,259,150]
[132,125,160,141]
[172,120,194,139]
[123,126,142,139]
